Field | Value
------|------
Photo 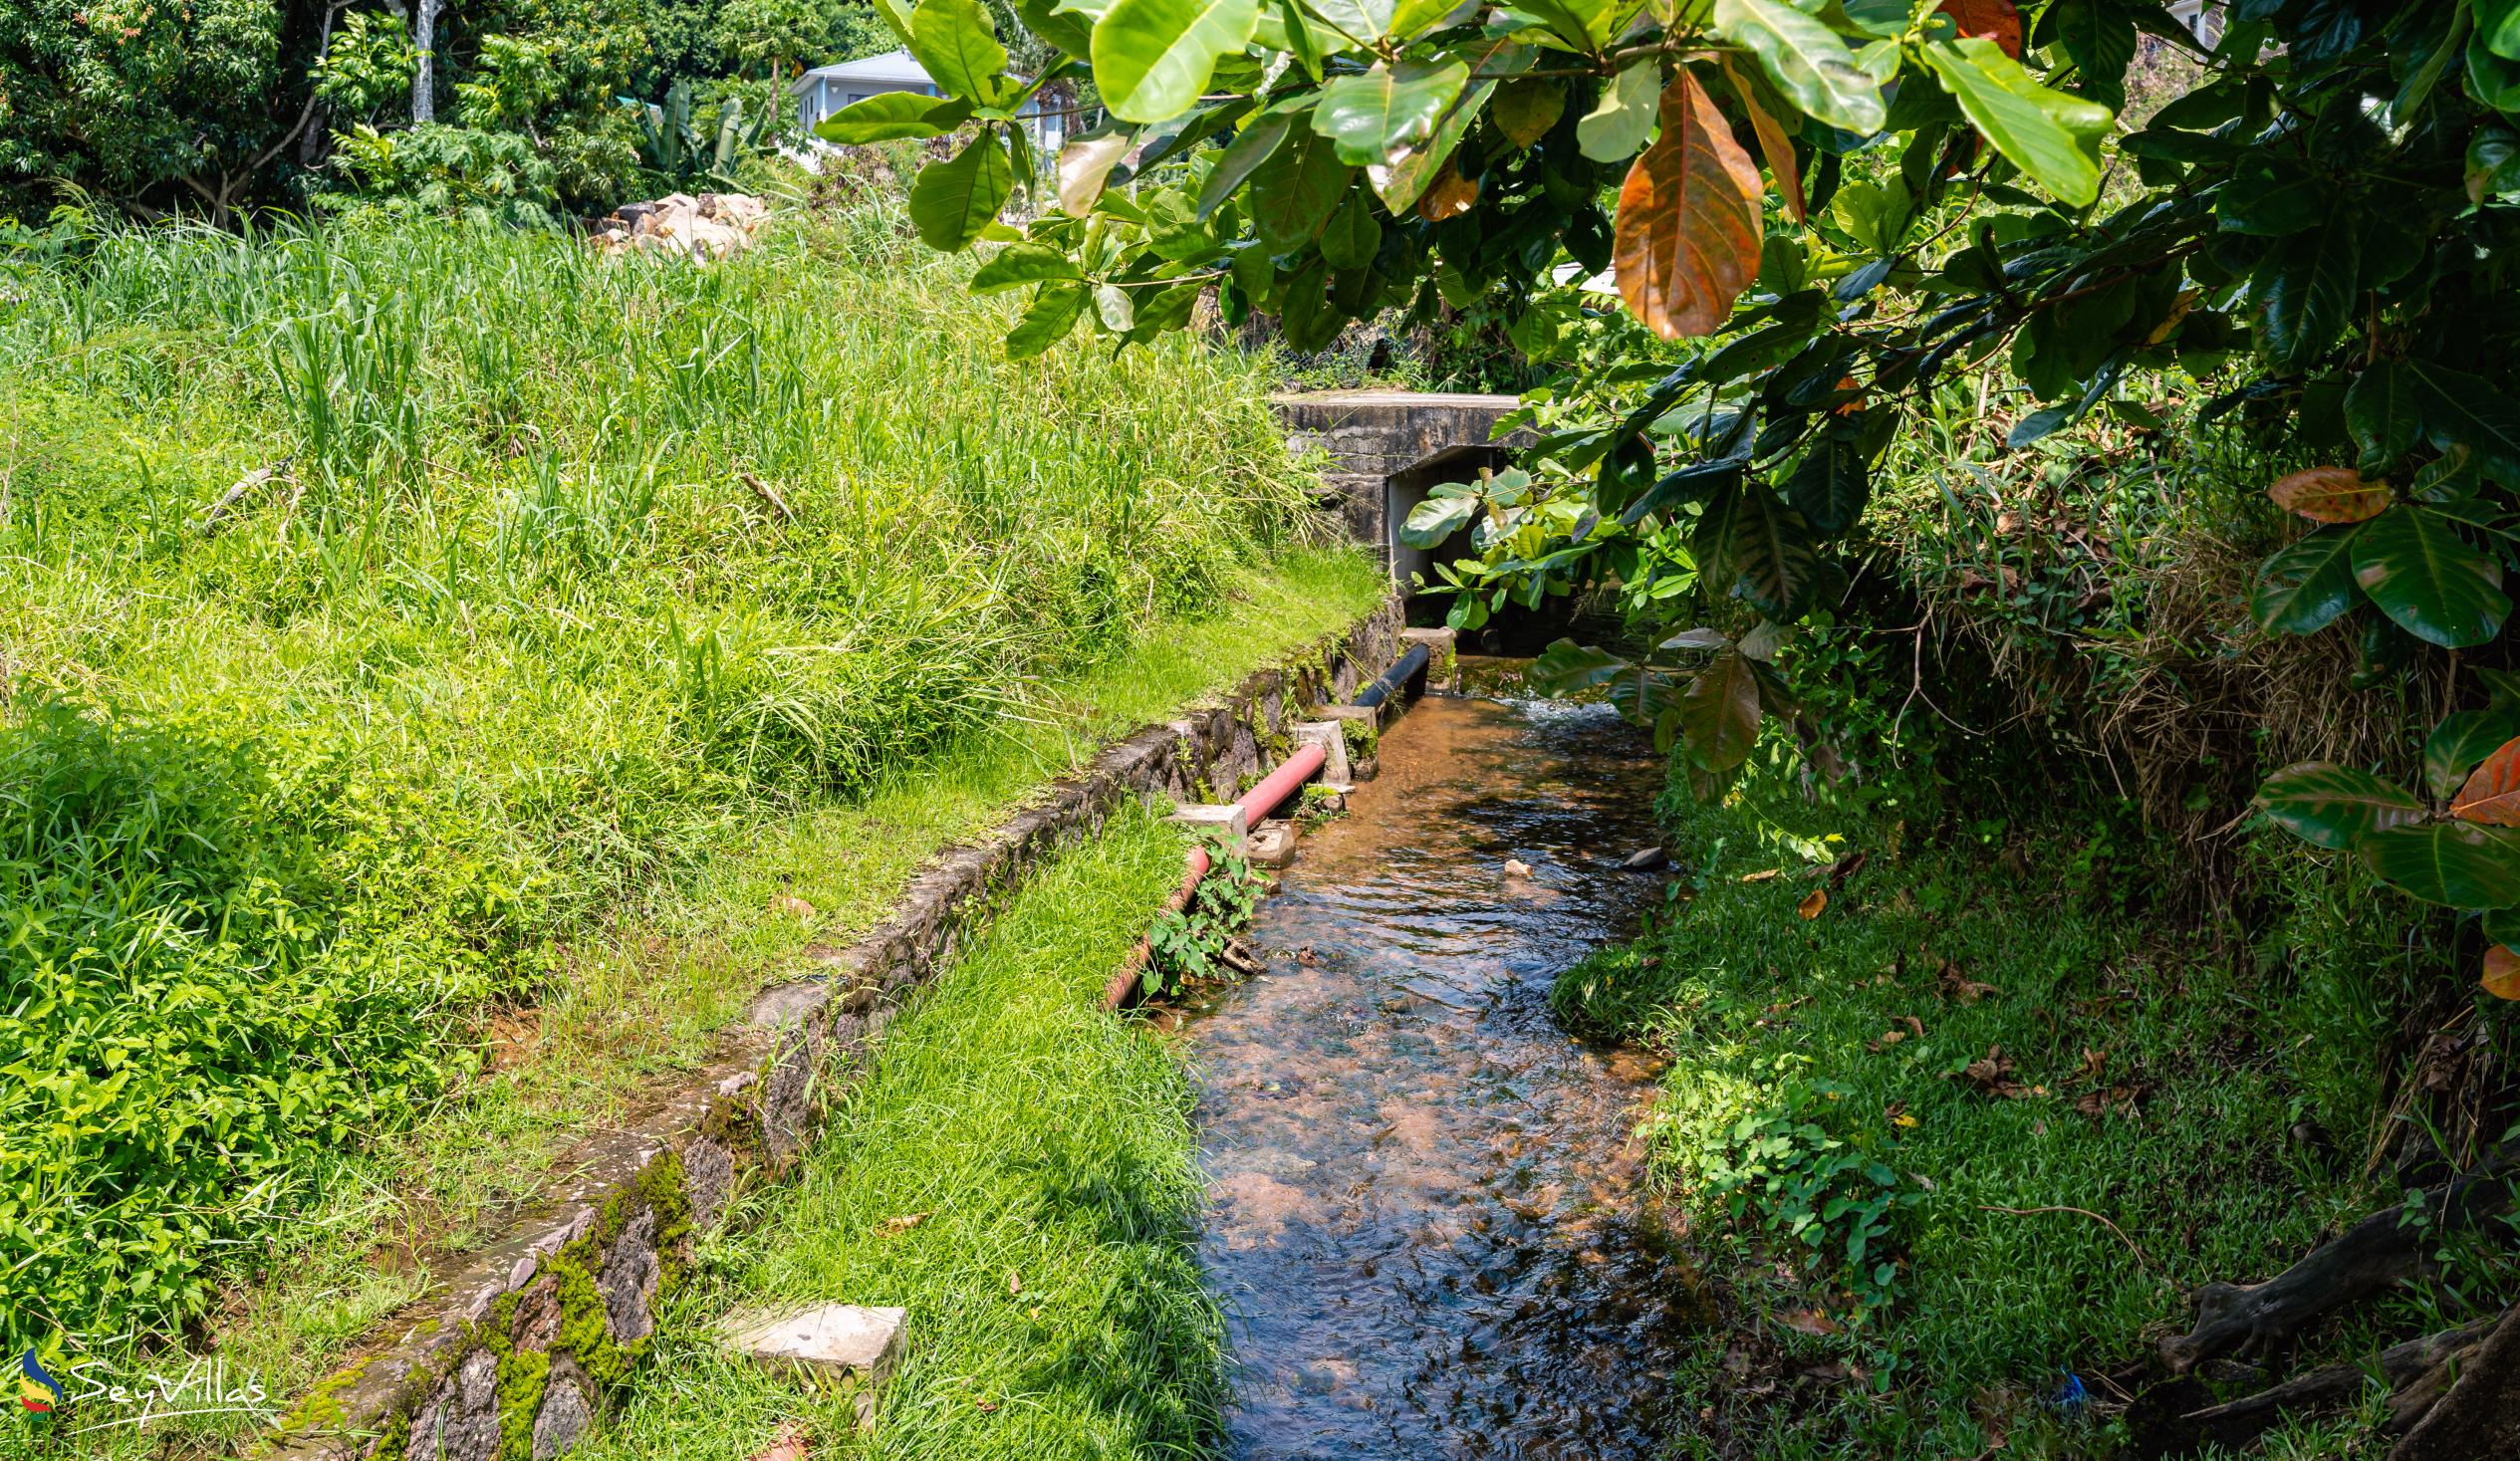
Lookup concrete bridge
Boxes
[1271,390,1526,592]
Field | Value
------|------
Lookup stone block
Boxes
[1167,803,1249,841]
[1247,821,1298,868]
[721,1303,907,1388]
[1291,721,1352,785]
[1398,626,1459,691]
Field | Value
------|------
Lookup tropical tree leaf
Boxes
[2218,153,2327,236]
[2358,822,2520,908]
[1250,125,1355,250]
[1369,35,1523,211]
[1492,77,1567,149]
[1313,57,1469,167]
[2345,360,2419,476]
[1526,637,1631,697]
[1698,479,1821,618]
[1398,489,1477,547]
[2452,736,2520,826]
[2251,529,2362,635]
[1092,0,1263,123]
[2267,466,2391,524]
[2427,708,2520,800]
[1005,282,1089,358]
[1786,429,1868,536]
[2253,762,2424,849]
[907,0,1010,102]
[1718,55,1805,222]
[1713,0,1888,135]
[1058,131,1134,215]
[816,92,972,143]
[2399,359,2520,485]
[2251,209,2360,371]
[1613,71,1764,342]
[1319,191,1383,268]
[1921,37,2111,206]
[909,131,1015,250]
[1678,649,1764,771]
[2350,507,2511,649]
[1579,60,1660,163]
[970,243,1083,292]
[1195,107,1298,216]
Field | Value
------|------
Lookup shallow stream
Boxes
[1181,686,1701,1459]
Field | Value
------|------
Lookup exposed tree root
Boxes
[2159,1142,2519,1374]
[2170,1315,2496,1453]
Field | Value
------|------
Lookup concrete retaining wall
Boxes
[259,598,1406,1461]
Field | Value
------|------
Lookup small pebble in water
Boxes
[1502,857,1533,877]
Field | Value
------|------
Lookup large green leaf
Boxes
[2427,704,2520,800]
[1313,57,1470,167]
[908,0,1011,102]
[1578,60,1660,162]
[1786,430,1869,537]
[1319,191,1383,268]
[1017,0,1097,54]
[2217,153,2326,236]
[969,243,1083,292]
[2483,0,2520,63]
[1005,281,1090,358]
[1698,480,1820,618]
[1092,0,1263,123]
[1678,649,1764,771]
[2253,762,2424,850]
[908,131,1015,250]
[2399,358,2520,485]
[2250,528,2362,635]
[1195,107,1299,216]
[1370,37,1525,211]
[1250,125,1355,251]
[2359,823,2520,908]
[2345,360,2418,476]
[1713,0,1886,135]
[1303,0,1395,45]
[1920,38,2111,206]
[815,92,973,142]
[1398,487,1478,547]
[2350,507,2511,649]
[1526,637,1632,697]
[2052,0,2138,110]
[2250,209,2359,372]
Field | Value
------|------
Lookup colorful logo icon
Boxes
[16,1350,61,1413]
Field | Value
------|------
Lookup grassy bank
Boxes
[0,202,1363,1366]
[1552,759,2480,1457]
[575,811,1220,1461]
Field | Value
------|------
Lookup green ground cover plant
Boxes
[1554,756,2510,1457]
[0,198,1375,1369]
[571,811,1223,1461]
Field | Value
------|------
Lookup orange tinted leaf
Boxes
[1778,1308,1840,1337]
[1798,887,1828,919]
[1937,0,2022,58]
[2451,737,2520,825]
[2484,945,2520,1000]
[1740,867,1782,882]
[1613,71,1763,340]
[1416,162,1476,220]
[1718,56,1803,223]
[2268,467,2392,524]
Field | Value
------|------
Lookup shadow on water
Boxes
[1179,688,1708,1460]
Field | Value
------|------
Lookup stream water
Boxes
[1181,685,1702,1459]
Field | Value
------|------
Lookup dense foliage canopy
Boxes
[843,0,2520,969]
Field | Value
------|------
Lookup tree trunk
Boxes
[412,0,440,125]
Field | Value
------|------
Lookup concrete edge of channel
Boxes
[251,594,1411,1461]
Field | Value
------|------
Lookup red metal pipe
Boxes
[1103,845,1211,1010]
[1236,740,1326,825]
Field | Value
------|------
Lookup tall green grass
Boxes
[0,202,1329,1357]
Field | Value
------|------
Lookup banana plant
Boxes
[631,81,773,189]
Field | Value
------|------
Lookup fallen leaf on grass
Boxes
[1954,1046,2042,1099]
[745,1423,810,1461]
[2484,945,2520,1000]
[1797,888,1828,919]
[1007,1270,1023,1297]
[1938,963,1999,1004]
[879,1211,933,1234]
[1740,867,1782,882]
[770,894,817,918]
[1776,1308,1839,1337]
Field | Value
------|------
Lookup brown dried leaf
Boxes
[1939,966,1999,1004]
[1416,162,1477,221]
[770,893,818,918]
[1717,56,1804,223]
[1936,0,2022,57]
[1740,867,1783,883]
[1613,70,1763,340]
[1007,1270,1023,1296]
[2267,466,2392,524]
[880,1211,934,1234]
[1776,1307,1840,1337]
[2484,945,2520,1001]
[2451,736,2520,825]
[1797,887,1828,919]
